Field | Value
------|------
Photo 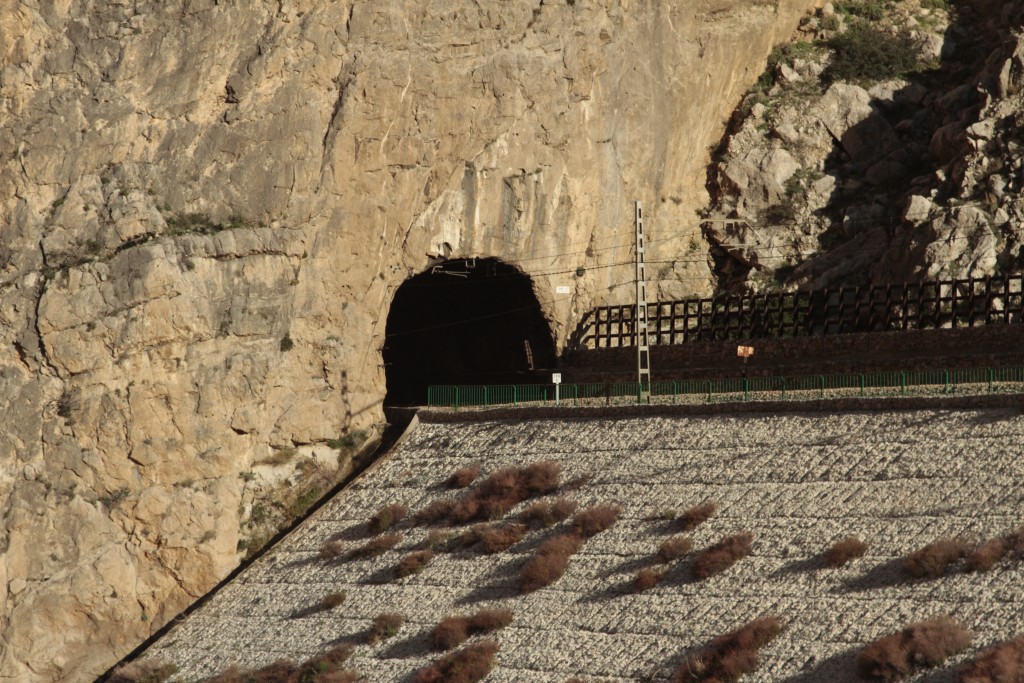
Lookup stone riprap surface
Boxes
[146,407,1024,682]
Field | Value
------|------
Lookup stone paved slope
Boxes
[146,406,1024,682]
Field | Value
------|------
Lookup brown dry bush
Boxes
[825,537,869,567]
[318,539,345,561]
[448,464,481,488]
[476,524,528,553]
[394,550,435,578]
[414,639,500,683]
[904,537,969,579]
[431,608,514,650]
[673,616,783,683]
[633,567,664,593]
[349,532,401,560]
[966,538,1009,572]
[369,503,408,534]
[657,535,694,563]
[367,612,404,645]
[519,498,578,528]
[693,532,753,580]
[572,503,622,538]
[419,461,562,527]
[959,636,1024,683]
[109,660,178,683]
[204,643,356,683]
[415,499,457,525]
[521,533,585,593]
[678,501,718,532]
[421,529,454,551]
[856,616,972,681]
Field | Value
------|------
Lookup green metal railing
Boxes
[426,366,1024,409]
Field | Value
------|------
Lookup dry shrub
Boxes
[431,608,514,650]
[693,532,753,580]
[633,567,664,593]
[521,533,585,593]
[448,464,481,488]
[657,535,694,563]
[421,529,454,551]
[419,461,561,527]
[904,537,969,579]
[679,501,717,532]
[367,612,404,644]
[109,660,178,683]
[394,550,435,578]
[857,615,972,680]
[415,499,457,525]
[519,498,578,528]
[205,644,355,683]
[966,538,1009,573]
[476,524,528,553]
[673,616,783,682]
[291,591,347,618]
[318,540,345,561]
[414,639,500,683]
[369,503,408,534]
[572,503,622,538]
[350,532,401,560]
[959,636,1024,683]
[825,537,869,567]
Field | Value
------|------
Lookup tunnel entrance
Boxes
[383,258,557,406]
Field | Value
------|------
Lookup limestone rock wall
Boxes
[0,1,819,680]
[704,0,1024,291]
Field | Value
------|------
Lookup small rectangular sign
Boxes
[555,285,571,294]
[737,345,755,358]
[552,373,562,384]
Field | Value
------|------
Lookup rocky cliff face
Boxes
[0,1,818,680]
[704,0,1024,291]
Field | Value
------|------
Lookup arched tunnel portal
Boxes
[383,258,557,407]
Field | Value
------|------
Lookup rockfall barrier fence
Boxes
[573,273,1024,349]
[426,366,1024,409]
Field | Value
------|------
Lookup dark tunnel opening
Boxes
[382,258,557,406]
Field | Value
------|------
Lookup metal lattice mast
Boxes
[635,201,651,398]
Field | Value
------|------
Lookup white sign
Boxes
[737,345,755,358]
[555,285,571,294]
[552,373,562,384]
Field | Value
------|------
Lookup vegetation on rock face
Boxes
[163,212,250,237]
[823,24,923,84]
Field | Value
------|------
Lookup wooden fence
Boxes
[574,273,1024,349]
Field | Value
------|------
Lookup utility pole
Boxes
[635,201,651,401]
